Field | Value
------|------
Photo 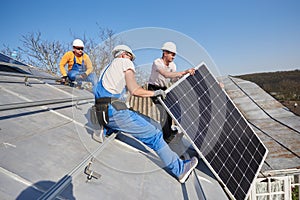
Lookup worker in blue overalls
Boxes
[93,44,198,183]
[59,39,97,88]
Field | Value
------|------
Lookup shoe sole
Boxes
[179,158,198,183]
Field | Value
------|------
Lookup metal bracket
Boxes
[84,157,101,182]
[24,77,32,87]
[74,100,82,110]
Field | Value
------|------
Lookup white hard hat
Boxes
[72,39,84,47]
[161,42,177,54]
[112,44,136,61]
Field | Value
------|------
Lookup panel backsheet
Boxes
[160,63,268,200]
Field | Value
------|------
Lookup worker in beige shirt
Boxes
[148,42,195,143]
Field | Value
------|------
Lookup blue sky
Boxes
[1,0,299,76]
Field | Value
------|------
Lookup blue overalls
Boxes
[67,55,97,86]
[94,66,185,177]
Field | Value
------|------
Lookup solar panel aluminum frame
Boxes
[158,62,268,200]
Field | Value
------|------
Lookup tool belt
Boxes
[92,97,128,126]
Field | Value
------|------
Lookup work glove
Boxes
[153,89,166,99]
[61,76,68,84]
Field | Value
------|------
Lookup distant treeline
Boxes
[234,69,300,101]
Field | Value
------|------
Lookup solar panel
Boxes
[159,63,268,200]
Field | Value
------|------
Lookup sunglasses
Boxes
[74,46,84,50]
[125,52,133,60]
[166,51,176,56]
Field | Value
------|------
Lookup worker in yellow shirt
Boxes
[59,39,97,87]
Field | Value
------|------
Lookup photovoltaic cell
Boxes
[159,63,268,200]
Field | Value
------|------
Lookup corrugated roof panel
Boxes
[219,76,300,173]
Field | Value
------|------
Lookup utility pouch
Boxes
[90,105,106,143]
[94,97,115,126]
[95,103,109,126]
[90,105,98,125]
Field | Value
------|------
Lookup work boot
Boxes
[69,82,75,87]
[178,156,198,183]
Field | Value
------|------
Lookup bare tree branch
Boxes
[18,31,67,75]
[1,26,152,83]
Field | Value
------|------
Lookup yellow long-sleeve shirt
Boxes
[59,51,93,77]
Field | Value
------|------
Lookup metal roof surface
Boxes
[0,57,228,200]
[1,54,299,199]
